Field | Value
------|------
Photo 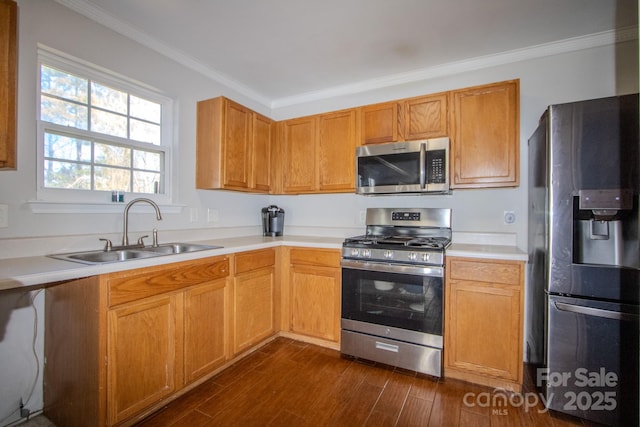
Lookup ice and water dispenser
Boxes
[573,189,639,269]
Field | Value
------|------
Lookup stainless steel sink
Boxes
[142,243,220,255]
[49,243,222,265]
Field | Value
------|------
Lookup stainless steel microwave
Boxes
[356,138,450,195]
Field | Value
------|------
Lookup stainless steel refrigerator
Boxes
[527,94,639,426]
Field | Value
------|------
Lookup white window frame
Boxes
[35,45,174,207]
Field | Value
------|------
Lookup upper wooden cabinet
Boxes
[196,79,519,193]
[360,93,448,145]
[404,93,448,140]
[252,113,274,192]
[318,109,357,192]
[449,80,520,188]
[361,101,400,144]
[279,108,357,194]
[196,97,274,192]
[0,0,17,170]
[280,115,318,193]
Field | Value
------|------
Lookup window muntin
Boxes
[37,48,172,203]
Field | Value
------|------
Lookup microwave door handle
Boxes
[420,143,426,189]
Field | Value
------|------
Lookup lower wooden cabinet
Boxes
[444,256,525,392]
[43,246,343,426]
[232,248,276,355]
[286,247,341,344]
[184,280,227,383]
[44,256,229,427]
[108,293,181,423]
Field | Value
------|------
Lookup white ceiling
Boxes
[55,0,637,107]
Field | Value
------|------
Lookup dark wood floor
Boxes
[136,337,598,427]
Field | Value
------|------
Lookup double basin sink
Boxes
[50,243,222,265]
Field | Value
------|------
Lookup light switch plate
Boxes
[189,207,198,222]
[207,209,219,223]
[0,204,8,228]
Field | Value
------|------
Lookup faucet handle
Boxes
[137,235,149,247]
[99,238,113,252]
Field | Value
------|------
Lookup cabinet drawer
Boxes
[108,256,229,307]
[448,258,522,285]
[235,248,276,274]
[290,248,340,268]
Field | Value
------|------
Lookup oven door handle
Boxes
[341,259,444,277]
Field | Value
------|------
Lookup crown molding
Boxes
[271,26,638,109]
[53,0,273,108]
[53,0,637,111]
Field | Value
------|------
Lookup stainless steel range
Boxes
[340,207,451,377]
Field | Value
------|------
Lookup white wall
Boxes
[0,0,270,243]
[0,0,637,425]
[270,42,639,250]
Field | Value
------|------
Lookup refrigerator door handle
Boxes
[554,301,639,322]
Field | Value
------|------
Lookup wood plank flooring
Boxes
[136,337,599,427]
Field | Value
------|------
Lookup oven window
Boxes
[342,268,442,335]
[357,152,421,187]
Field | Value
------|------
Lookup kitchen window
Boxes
[36,47,173,206]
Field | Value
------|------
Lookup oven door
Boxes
[341,260,443,348]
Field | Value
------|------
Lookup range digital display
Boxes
[392,211,421,221]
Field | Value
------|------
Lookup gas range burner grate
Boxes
[343,235,451,250]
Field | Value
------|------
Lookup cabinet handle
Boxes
[375,342,399,353]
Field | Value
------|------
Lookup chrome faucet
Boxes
[122,198,163,246]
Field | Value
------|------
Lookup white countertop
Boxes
[0,234,527,291]
[447,243,528,262]
[0,235,343,291]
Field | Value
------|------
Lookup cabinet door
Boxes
[290,264,341,342]
[361,102,400,144]
[404,93,448,140]
[184,279,227,384]
[449,80,519,188]
[445,280,521,381]
[318,109,357,192]
[251,112,274,192]
[0,0,17,169]
[233,266,275,354]
[108,294,180,425]
[444,257,524,391]
[223,99,252,189]
[281,116,317,193]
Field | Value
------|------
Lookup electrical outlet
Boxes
[207,209,219,223]
[359,210,366,223]
[504,211,516,225]
[0,204,8,228]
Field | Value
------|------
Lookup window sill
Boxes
[26,200,185,214]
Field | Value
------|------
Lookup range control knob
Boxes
[350,248,360,257]
[384,250,394,259]
[408,252,418,261]
[421,253,431,262]
[363,249,372,258]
